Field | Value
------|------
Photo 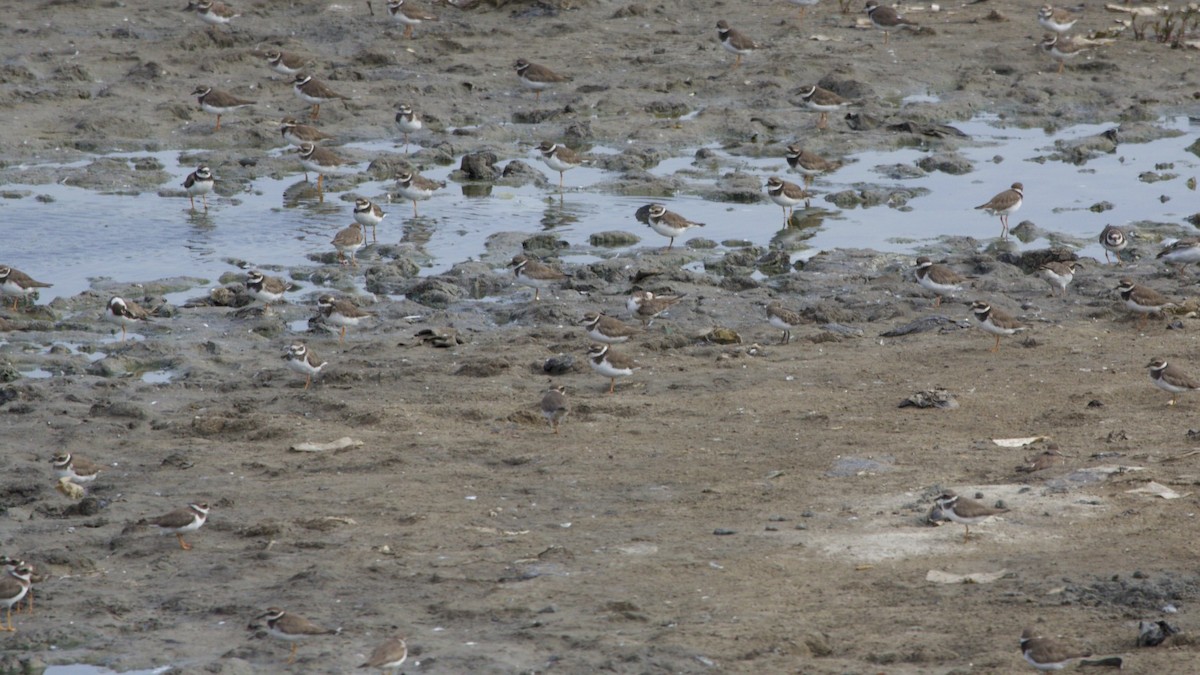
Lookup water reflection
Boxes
[0,116,1193,305]
[281,180,330,210]
[540,198,584,230]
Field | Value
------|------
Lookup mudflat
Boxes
[2,1,1200,673]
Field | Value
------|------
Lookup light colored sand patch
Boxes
[761,483,1112,563]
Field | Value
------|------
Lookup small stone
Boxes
[712,528,736,536]
[589,230,640,247]
[543,356,575,375]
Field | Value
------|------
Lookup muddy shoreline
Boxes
[3,1,1200,673]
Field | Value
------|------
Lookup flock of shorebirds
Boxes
[0,0,1179,670]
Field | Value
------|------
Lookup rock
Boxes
[89,401,147,420]
[443,261,511,298]
[458,151,499,181]
[405,278,465,309]
[0,364,20,383]
[915,152,973,175]
[364,259,421,295]
[563,121,592,143]
[827,190,864,208]
[1008,220,1044,243]
[705,247,765,275]
[611,3,647,17]
[543,355,575,375]
[704,327,741,344]
[874,163,927,180]
[500,160,549,188]
[521,234,568,256]
[454,358,510,377]
[644,100,690,118]
[756,250,792,276]
[412,328,466,348]
[816,75,875,100]
[589,230,640,247]
[899,389,959,409]
[805,631,834,658]
[708,171,761,203]
[844,112,884,131]
[365,156,413,181]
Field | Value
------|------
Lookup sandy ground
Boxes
[3,0,1200,673]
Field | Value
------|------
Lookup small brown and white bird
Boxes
[292,74,350,119]
[514,59,569,101]
[716,20,759,68]
[509,254,568,301]
[394,104,422,152]
[387,0,438,38]
[143,502,210,551]
[864,1,919,44]
[1015,446,1067,473]
[766,301,804,344]
[297,143,354,192]
[975,182,1024,240]
[1116,278,1174,329]
[191,85,254,131]
[246,270,291,307]
[765,176,810,221]
[913,257,966,307]
[971,300,1027,352]
[1040,33,1088,75]
[1038,260,1077,297]
[279,117,334,147]
[105,296,153,341]
[51,452,102,484]
[627,290,685,327]
[394,171,445,217]
[0,565,32,633]
[1037,5,1078,34]
[353,198,387,242]
[540,385,569,434]
[251,607,339,664]
[785,0,821,22]
[1147,358,1200,406]
[645,203,704,250]
[580,311,641,344]
[284,343,327,389]
[1155,237,1200,273]
[587,344,637,394]
[1020,628,1123,671]
[1099,224,1128,265]
[798,85,851,130]
[933,490,1008,543]
[359,633,408,672]
[331,223,366,267]
[538,141,581,190]
[785,144,841,188]
[264,50,307,77]
[0,266,52,311]
[317,294,373,343]
[0,558,38,615]
[191,0,239,26]
[183,165,214,211]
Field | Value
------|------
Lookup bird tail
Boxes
[1078,656,1123,668]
